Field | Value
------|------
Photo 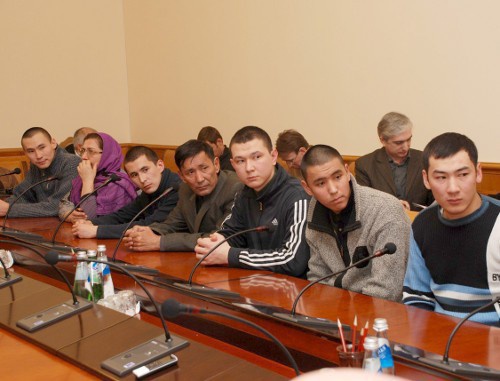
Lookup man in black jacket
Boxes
[195,126,310,278]
[71,146,180,239]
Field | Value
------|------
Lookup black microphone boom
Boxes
[1,175,60,238]
[162,298,300,376]
[419,297,500,379]
[0,167,21,177]
[45,252,189,377]
[174,225,272,299]
[274,242,397,329]
[50,174,120,244]
[0,240,92,332]
[111,184,178,262]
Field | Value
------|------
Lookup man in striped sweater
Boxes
[0,127,80,218]
[403,132,500,325]
[195,126,310,278]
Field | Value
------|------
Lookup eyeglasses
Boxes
[79,148,103,156]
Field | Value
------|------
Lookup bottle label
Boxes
[377,344,394,369]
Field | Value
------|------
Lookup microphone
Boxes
[0,250,22,288]
[46,252,189,377]
[174,225,273,299]
[0,240,92,332]
[274,243,397,329]
[419,297,500,379]
[1,175,60,236]
[50,174,120,244]
[111,183,179,262]
[0,168,21,177]
[162,298,300,376]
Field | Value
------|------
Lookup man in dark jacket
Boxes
[195,126,310,278]
[71,146,180,239]
[124,140,242,252]
[355,112,433,211]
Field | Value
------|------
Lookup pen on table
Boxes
[337,318,347,352]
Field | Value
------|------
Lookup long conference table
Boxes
[1,217,499,380]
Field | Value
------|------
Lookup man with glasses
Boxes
[0,127,80,217]
[276,129,310,180]
[355,112,433,211]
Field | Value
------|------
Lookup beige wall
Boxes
[1,1,498,162]
[124,0,500,161]
[0,0,130,147]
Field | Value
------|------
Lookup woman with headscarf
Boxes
[60,132,137,222]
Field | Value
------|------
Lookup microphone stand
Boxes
[50,174,120,244]
[174,226,270,299]
[45,252,189,377]
[162,298,300,376]
[419,297,500,379]
[274,243,396,329]
[1,176,59,241]
[0,240,92,332]
[110,186,175,262]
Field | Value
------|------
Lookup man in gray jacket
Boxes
[301,145,410,302]
[0,127,80,218]
[124,140,242,252]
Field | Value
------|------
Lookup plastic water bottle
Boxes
[87,249,104,302]
[362,336,381,373]
[373,318,395,374]
[97,244,114,298]
[73,251,92,301]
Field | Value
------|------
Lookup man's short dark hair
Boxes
[423,132,478,171]
[276,129,309,155]
[124,146,159,165]
[197,126,222,144]
[21,127,52,143]
[229,126,273,153]
[175,139,215,169]
[300,144,345,181]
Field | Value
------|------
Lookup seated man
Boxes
[301,145,410,302]
[403,132,500,325]
[197,126,234,171]
[72,146,180,239]
[275,129,310,174]
[195,126,310,278]
[124,140,242,251]
[355,112,433,210]
[0,127,80,217]
[66,127,97,155]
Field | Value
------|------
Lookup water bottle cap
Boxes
[373,318,389,331]
[363,336,379,350]
[97,244,106,251]
[76,251,88,259]
[87,249,97,258]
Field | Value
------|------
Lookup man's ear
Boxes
[475,163,483,184]
[213,156,220,173]
[271,149,278,165]
[156,159,165,171]
[422,170,431,190]
[301,179,313,197]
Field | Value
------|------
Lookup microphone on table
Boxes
[0,251,22,288]
[110,183,179,262]
[274,243,397,329]
[50,173,121,244]
[419,297,500,379]
[0,240,92,331]
[45,251,189,377]
[0,168,21,177]
[174,225,274,299]
[162,298,300,376]
[1,175,60,240]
